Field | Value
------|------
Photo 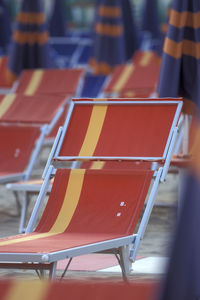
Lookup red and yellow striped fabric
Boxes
[132,51,161,66]
[0,279,158,300]
[15,69,84,96]
[0,93,67,124]
[103,52,161,97]
[58,99,178,159]
[0,168,153,253]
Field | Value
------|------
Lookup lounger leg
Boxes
[118,246,132,280]
[49,262,57,280]
[13,191,21,217]
[13,191,29,233]
[18,192,30,233]
[35,269,46,280]
[60,258,73,280]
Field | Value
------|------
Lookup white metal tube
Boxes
[42,126,63,179]
[161,126,179,182]
[26,165,54,233]
[25,125,48,180]
[130,167,162,262]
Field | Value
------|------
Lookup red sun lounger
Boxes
[0,124,47,184]
[0,279,159,300]
[0,92,69,233]
[0,93,68,134]
[0,168,154,280]
[14,68,85,96]
[132,50,161,66]
[103,52,161,98]
[0,99,182,280]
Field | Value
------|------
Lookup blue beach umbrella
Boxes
[141,0,160,40]
[121,0,139,60]
[157,0,200,114]
[49,0,67,37]
[159,158,200,300]
[0,0,11,51]
[7,0,50,84]
[157,0,200,290]
[90,0,138,75]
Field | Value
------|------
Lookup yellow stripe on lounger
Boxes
[49,169,85,233]
[4,280,48,300]
[90,161,105,169]
[24,70,43,96]
[0,169,85,246]
[79,105,108,156]
[139,52,153,66]
[113,64,134,93]
[0,94,16,118]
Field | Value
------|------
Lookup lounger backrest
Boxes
[0,124,40,173]
[36,169,153,236]
[0,94,67,125]
[56,99,181,161]
[15,69,84,96]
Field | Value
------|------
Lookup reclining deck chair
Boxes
[0,99,182,280]
[12,68,85,143]
[0,93,68,132]
[0,93,69,233]
[0,124,47,229]
[103,51,161,98]
[13,68,85,97]
[0,124,46,185]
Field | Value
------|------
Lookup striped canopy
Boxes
[157,0,200,114]
[90,0,139,75]
[49,0,67,37]
[0,0,11,51]
[6,0,50,85]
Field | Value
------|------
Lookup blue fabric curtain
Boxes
[49,0,67,37]
[91,0,138,75]
[7,0,50,83]
[141,0,160,40]
[0,0,11,51]
[157,0,200,113]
